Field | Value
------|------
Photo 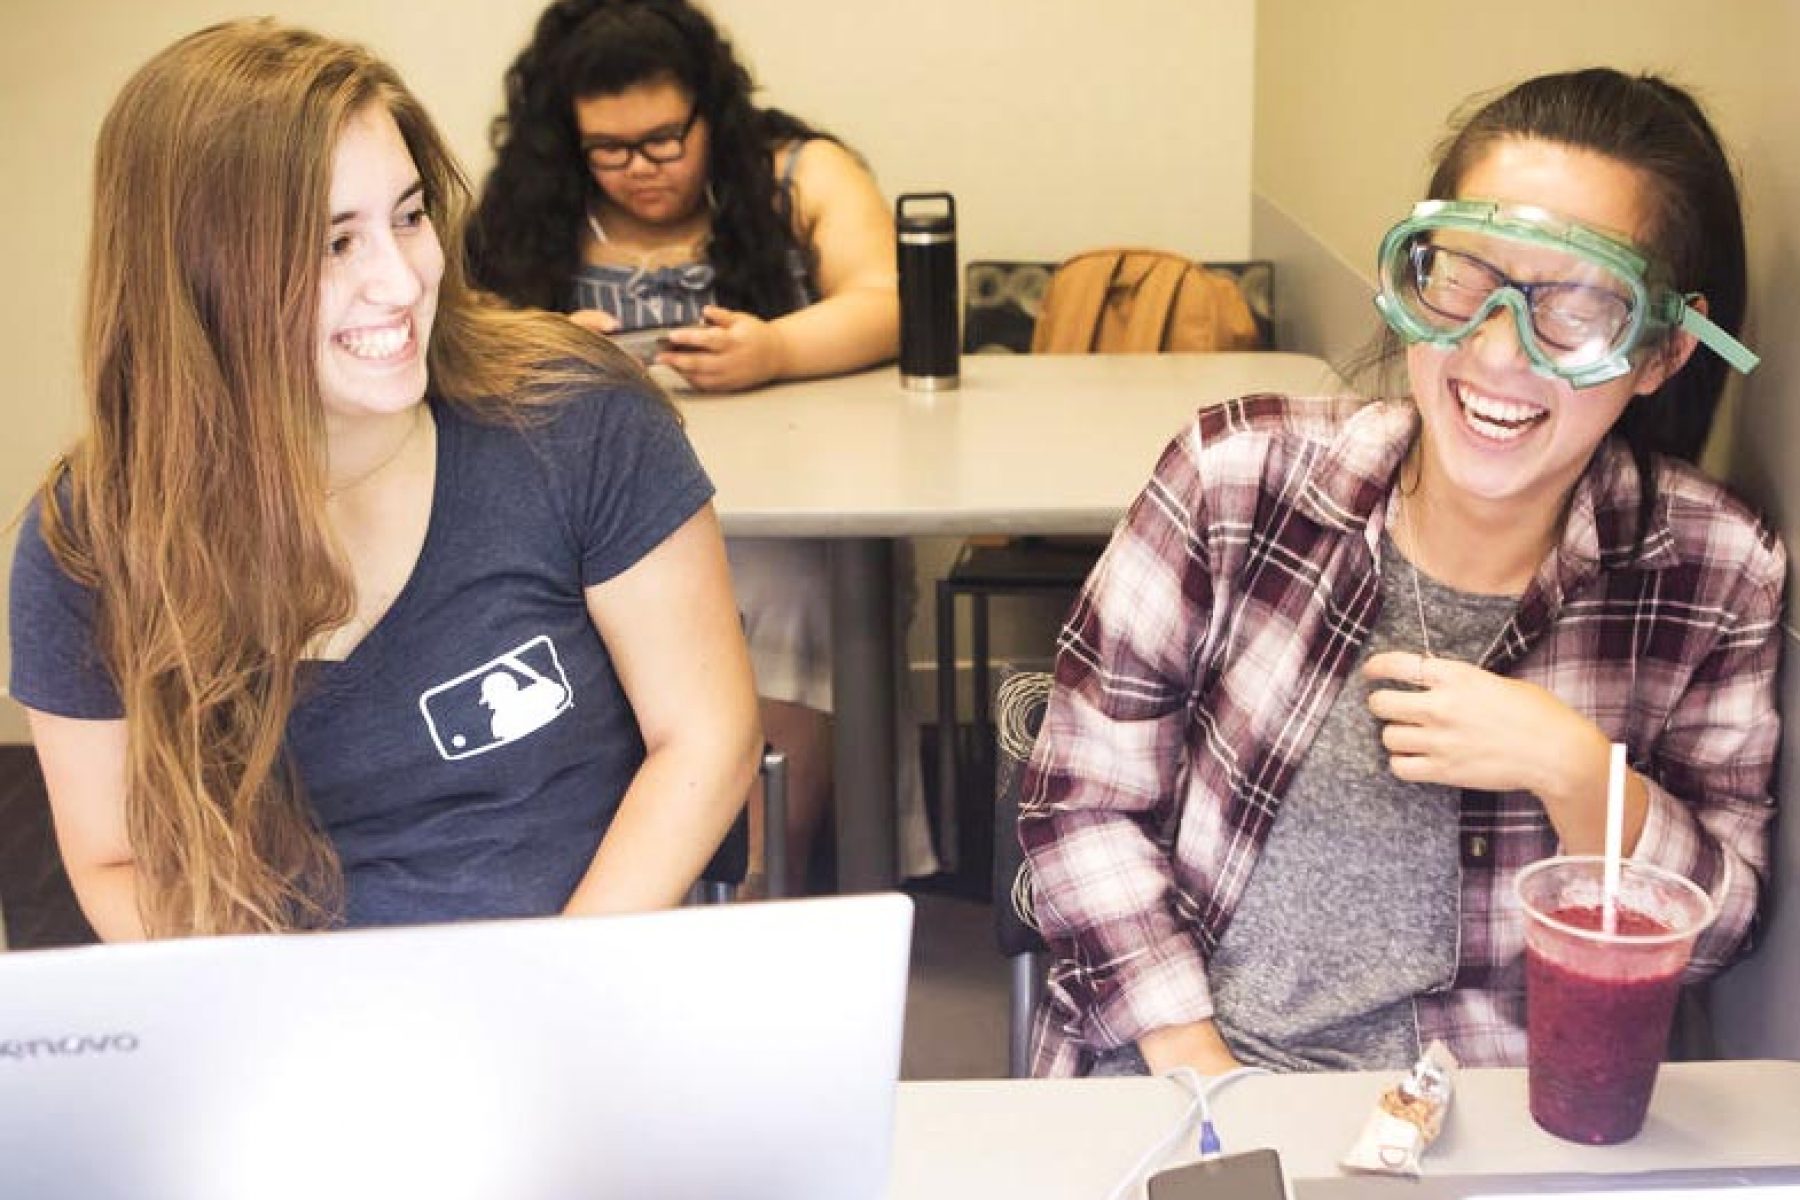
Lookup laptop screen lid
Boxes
[0,892,913,1200]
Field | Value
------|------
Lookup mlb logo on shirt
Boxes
[418,634,574,761]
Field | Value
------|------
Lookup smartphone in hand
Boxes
[1149,1149,1289,1200]
[608,326,676,366]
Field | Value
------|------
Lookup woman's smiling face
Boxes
[1406,137,1687,515]
[314,103,443,423]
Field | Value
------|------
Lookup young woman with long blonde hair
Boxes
[9,20,760,938]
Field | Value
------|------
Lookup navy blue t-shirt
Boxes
[9,383,712,926]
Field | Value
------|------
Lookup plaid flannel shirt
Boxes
[1020,395,1783,1077]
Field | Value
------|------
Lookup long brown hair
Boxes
[40,19,639,936]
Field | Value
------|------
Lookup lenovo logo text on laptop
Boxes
[1,1032,139,1061]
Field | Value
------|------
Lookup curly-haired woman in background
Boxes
[471,0,919,889]
[469,0,897,390]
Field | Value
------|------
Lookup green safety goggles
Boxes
[1374,199,1758,387]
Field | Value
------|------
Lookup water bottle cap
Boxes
[896,192,955,234]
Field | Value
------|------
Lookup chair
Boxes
[936,258,1274,873]
[963,258,1275,356]
[694,746,789,904]
[934,537,1102,877]
[990,669,1053,1077]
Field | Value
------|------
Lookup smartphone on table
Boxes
[1149,1149,1290,1200]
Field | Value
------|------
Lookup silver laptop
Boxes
[0,893,913,1200]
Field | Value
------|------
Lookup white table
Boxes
[678,352,1350,889]
[889,1060,1800,1199]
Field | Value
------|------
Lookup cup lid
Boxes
[1514,854,1717,945]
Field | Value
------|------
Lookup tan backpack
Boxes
[1029,247,1263,354]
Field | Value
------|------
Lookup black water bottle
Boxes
[897,192,959,391]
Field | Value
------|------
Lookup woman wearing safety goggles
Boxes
[1377,199,1758,388]
[1020,69,1782,1080]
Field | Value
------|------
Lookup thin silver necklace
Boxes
[1397,487,1438,660]
[327,406,425,500]
[586,205,707,269]
[1396,487,1516,669]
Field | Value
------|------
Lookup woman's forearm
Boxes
[562,733,760,917]
[69,861,149,942]
[769,286,898,381]
[1139,1019,1244,1077]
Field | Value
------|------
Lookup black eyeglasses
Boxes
[580,108,700,172]
[1409,242,1633,353]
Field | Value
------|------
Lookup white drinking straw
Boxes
[1602,742,1627,935]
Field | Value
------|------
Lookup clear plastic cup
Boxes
[1515,855,1715,1145]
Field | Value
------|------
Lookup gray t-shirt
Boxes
[1205,533,1515,1071]
[10,382,712,927]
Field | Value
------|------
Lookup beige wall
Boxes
[1254,0,1800,1060]
[0,0,1256,741]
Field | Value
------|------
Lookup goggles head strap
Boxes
[1675,299,1760,374]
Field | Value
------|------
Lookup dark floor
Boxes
[0,734,1013,1079]
[900,888,1010,1078]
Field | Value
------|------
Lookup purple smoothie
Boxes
[1525,904,1679,1145]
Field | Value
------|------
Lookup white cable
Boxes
[1203,1065,1268,1111]
[1099,1064,1273,1200]
[1100,1068,1206,1200]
